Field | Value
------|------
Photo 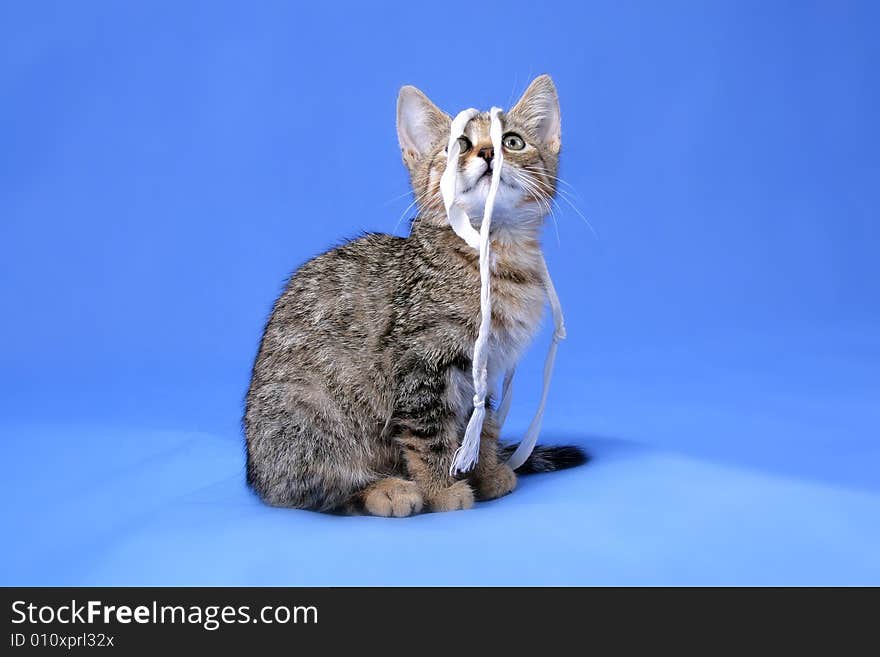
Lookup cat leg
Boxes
[469,411,517,501]
[245,383,374,512]
[397,430,475,512]
[359,477,424,518]
[392,358,475,513]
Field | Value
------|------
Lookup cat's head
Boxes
[396,75,561,235]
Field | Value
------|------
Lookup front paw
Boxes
[363,478,424,518]
[428,480,475,512]
[473,464,517,501]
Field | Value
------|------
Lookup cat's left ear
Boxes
[509,74,561,154]
[397,85,451,170]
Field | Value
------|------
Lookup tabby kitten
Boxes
[245,75,585,516]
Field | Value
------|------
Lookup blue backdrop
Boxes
[2,1,878,585]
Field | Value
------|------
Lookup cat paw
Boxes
[474,463,517,501]
[363,478,424,518]
[428,480,475,512]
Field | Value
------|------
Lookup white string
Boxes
[441,107,565,475]
[504,254,565,470]
[495,369,515,427]
[440,109,481,250]
[448,107,504,475]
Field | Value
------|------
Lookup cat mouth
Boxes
[460,170,511,194]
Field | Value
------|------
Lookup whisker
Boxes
[557,192,598,238]
[508,170,558,242]
[380,189,419,206]
[520,166,583,198]
[511,171,551,206]
[512,166,597,240]
[549,205,561,245]
[392,188,438,234]
[506,72,520,113]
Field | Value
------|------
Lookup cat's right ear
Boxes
[397,86,450,171]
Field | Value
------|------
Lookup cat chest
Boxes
[445,277,544,420]
[486,276,546,379]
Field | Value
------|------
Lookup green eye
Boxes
[457,136,472,153]
[502,133,525,150]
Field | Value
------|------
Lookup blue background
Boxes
[2,1,878,585]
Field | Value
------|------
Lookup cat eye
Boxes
[456,136,472,153]
[502,133,526,151]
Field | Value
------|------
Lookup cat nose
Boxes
[477,146,494,165]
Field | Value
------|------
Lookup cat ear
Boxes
[509,74,561,154]
[397,85,451,169]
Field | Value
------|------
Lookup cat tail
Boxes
[499,444,589,474]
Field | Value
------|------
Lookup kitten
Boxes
[245,75,586,516]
